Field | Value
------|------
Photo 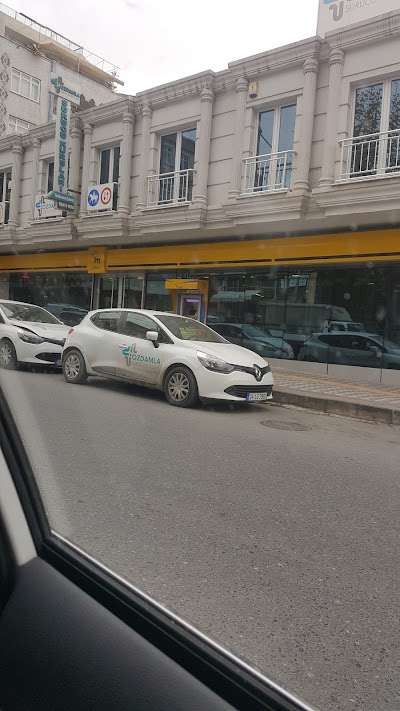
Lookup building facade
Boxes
[0,10,400,379]
[0,2,122,137]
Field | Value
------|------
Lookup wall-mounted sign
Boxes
[34,195,62,220]
[48,191,74,210]
[87,183,115,212]
[50,74,81,106]
[54,97,70,195]
[87,247,108,274]
[317,0,400,37]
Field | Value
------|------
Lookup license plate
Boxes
[246,392,269,402]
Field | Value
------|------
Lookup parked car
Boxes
[46,303,88,326]
[62,309,274,407]
[299,331,400,369]
[0,300,70,369]
[211,323,294,359]
[322,320,365,333]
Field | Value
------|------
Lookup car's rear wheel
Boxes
[0,339,18,370]
[164,366,198,408]
[63,349,88,384]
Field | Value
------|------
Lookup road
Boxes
[1,368,400,711]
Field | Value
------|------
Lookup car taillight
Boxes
[68,328,74,335]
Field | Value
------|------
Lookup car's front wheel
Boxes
[0,339,18,370]
[164,366,198,408]
[63,349,88,384]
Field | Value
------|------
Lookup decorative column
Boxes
[118,110,135,215]
[228,76,248,198]
[8,138,23,227]
[136,102,152,210]
[319,49,345,187]
[79,123,93,217]
[193,85,214,207]
[69,119,82,215]
[293,56,319,193]
[30,137,41,218]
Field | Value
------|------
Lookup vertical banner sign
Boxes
[54,97,70,194]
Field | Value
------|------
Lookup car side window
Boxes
[91,311,121,332]
[0,311,4,325]
[121,312,159,339]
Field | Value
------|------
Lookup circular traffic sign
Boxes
[100,186,112,206]
[88,188,99,207]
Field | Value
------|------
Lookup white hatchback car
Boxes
[62,309,274,407]
[0,300,70,369]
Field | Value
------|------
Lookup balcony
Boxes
[242,150,294,195]
[339,130,400,182]
[147,169,194,208]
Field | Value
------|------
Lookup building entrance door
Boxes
[93,273,145,310]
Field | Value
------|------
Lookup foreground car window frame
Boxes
[0,384,315,711]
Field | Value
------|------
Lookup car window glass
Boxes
[121,312,158,339]
[0,302,60,324]
[92,311,121,332]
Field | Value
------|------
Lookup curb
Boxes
[273,389,400,425]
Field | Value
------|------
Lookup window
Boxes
[8,116,35,135]
[10,68,40,102]
[47,162,54,194]
[158,129,196,203]
[0,169,11,225]
[252,105,296,192]
[350,78,400,176]
[120,312,157,339]
[99,146,120,210]
[91,311,121,332]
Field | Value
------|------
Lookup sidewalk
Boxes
[269,359,400,425]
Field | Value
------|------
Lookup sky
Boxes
[16,0,319,95]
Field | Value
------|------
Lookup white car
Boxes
[0,300,70,369]
[62,309,274,407]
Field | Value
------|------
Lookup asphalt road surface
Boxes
[2,368,400,711]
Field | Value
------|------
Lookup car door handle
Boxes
[119,343,128,348]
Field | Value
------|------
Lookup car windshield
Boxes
[0,302,61,324]
[371,334,400,349]
[242,324,272,338]
[156,315,226,342]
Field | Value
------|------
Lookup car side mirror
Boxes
[146,330,159,348]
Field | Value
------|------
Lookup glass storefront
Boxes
[7,262,400,371]
[9,272,93,326]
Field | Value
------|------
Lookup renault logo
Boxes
[253,365,262,381]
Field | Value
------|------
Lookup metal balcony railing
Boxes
[242,150,294,195]
[339,129,400,181]
[147,169,194,208]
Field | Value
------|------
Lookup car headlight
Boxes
[197,351,235,374]
[17,328,44,344]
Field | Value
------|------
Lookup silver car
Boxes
[299,332,400,369]
[211,323,294,359]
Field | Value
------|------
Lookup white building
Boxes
[0,2,122,137]
[0,6,399,381]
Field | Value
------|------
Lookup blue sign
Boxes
[88,189,100,208]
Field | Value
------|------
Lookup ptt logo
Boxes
[323,0,344,22]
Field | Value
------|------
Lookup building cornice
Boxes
[326,9,400,50]
[137,71,216,108]
[78,96,136,125]
[226,37,322,82]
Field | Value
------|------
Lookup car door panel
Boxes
[118,312,164,384]
[0,557,235,711]
[86,311,123,375]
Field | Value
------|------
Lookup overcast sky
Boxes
[17,0,319,94]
